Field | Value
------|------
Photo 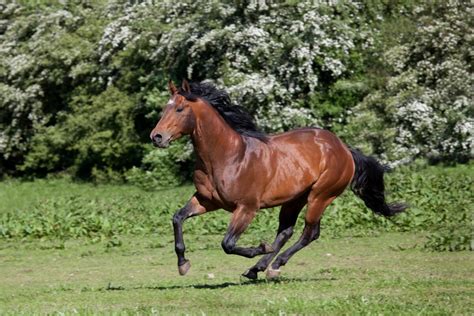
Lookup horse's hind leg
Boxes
[268,193,336,279]
[242,197,306,280]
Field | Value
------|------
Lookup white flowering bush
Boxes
[347,3,473,164]
[0,3,102,174]
[185,2,377,131]
[0,1,471,180]
[93,1,378,132]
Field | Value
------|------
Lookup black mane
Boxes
[178,82,268,142]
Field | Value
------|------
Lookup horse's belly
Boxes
[260,184,312,208]
[259,165,317,208]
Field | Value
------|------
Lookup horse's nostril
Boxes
[154,134,163,142]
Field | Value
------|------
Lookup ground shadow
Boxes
[104,276,337,292]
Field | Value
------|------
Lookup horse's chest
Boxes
[193,170,236,209]
[193,170,212,198]
[193,170,223,202]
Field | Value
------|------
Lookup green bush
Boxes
[22,86,143,180]
[345,4,473,164]
[0,1,471,179]
[0,1,472,178]
[0,3,105,173]
[125,140,193,190]
[424,225,472,252]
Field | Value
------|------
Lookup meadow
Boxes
[0,164,472,314]
[1,2,472,314]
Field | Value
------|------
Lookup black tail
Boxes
[349,148,407,217]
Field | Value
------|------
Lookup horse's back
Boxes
[269,127,352,167]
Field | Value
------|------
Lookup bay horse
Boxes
[150,80,406,280]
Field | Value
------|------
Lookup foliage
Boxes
[0,182,194,240]
[424,225,471,252]
[21,86,143,179]
[0,2,106,174]
[1,1,471,179]
[125,140,193,190]
[1,164,471,252]
[346,3,473,164]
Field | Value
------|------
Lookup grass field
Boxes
[1,233,473,315]
[0,164,472,314]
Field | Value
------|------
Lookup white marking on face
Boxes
[167,98,174,106]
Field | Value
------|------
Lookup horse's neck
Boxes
[191,106,244,174]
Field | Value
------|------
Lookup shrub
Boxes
[125,140,193,190]
[0,1,383,175]
[346,3,473,165]
[22,86,143,179]
[0,3,104,173]
[424,225,472,252]
[0,1,471,177]
[1,164,471,253]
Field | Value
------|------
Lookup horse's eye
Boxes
[176,107,184,113]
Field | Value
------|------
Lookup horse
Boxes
[150,80,406,280]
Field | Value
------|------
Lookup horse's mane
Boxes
[178,82,268,142]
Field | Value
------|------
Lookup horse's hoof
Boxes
[266,268,281,280]
[178,260,191,276]
[242,269,258,280]
[260,242,275,254]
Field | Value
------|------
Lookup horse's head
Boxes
[150,80,196,148]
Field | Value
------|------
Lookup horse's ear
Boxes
[168,80,177,95]
[181,79,191,93]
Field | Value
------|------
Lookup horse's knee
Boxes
[172,208,187,226]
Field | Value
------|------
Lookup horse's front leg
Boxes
[173,194,216,275]
[221,205,274,258]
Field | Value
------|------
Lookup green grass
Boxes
[1,164,472,250]
[0,164,472,314]
[0,233,472,315]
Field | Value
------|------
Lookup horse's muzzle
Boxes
[151,132,171,148]
[154,141,170,148]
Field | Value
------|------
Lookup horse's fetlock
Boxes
[221,240,235,254]
[271,259,283,269]
[175,242,185,254]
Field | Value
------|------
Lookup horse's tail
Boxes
[349,148,407,217]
